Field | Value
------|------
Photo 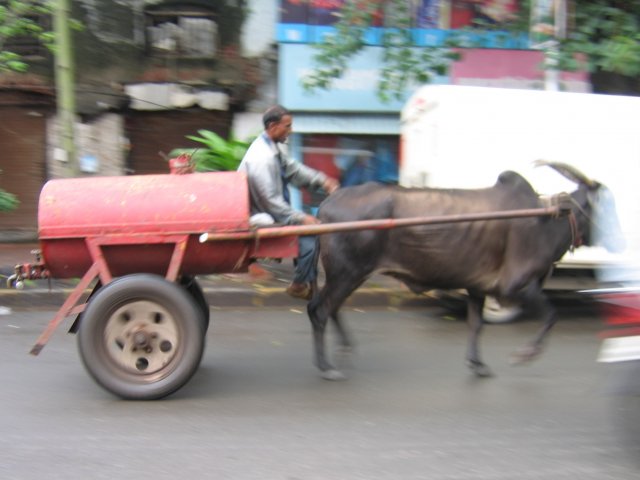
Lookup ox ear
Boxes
[533,160,598,188]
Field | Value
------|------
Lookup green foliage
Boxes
[0,168,18,212]
[0,189,18,212]
[168,130,252,172]
[0,0,56,73]
[303,0,640,99]
[302,1,375,94]
[303,0,460,102]
[557,2,640,78]
[301,1,471,102]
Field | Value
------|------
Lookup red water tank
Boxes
[38,171,261,278]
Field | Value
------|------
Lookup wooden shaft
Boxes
[200,206,562,243]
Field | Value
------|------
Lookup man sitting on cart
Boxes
[238,105,340,300]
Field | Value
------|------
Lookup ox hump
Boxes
[496,170,537,196]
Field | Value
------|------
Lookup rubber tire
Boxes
[78,274,205,400]
[180,275,210,332]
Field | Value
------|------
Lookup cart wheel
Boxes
[78,274,205,400]
[180,275,210,332]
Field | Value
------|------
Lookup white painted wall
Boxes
[235,1,279,130]
[47,114,127,179]
[241,0,278,57]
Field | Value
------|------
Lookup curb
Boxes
[203,286,436,309]
[0,285,438,310]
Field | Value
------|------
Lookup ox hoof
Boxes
[466,360,493,377]
[320,369,347,381]
[509,345,541,365]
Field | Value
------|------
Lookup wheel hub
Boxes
[133,330,150,349]
[104,300,179,375]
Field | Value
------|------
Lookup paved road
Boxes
[1,305,638,479]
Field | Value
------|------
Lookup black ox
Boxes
[308,161,625,380]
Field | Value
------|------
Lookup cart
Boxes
[11,169,565,400]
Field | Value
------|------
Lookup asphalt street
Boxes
[1,305,638,480]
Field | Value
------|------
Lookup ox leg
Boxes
[511,288,557,364]
[307,276,364,381]
[330,311,355,370]
[466,292,493,377]
[307,294,343,380]
[331,311,354,352]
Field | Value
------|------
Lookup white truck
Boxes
[399,85,640,319]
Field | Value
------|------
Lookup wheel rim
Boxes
[103,300,180,376]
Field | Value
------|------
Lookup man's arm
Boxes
[282,155,340,194]
[245,159,306,225]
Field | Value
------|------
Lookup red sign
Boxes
[450,49,589,91]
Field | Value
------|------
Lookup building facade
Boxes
[274,0,589,213]
[0,0,276,239]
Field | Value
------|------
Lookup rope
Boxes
[541,193,587,252]
[567,211,581,252]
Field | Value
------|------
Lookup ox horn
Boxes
[533,160,598,188]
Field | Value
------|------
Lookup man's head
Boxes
[263,105,293,144]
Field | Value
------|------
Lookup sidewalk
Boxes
[0,242,434,310]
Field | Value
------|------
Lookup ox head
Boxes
[535,160,626,253]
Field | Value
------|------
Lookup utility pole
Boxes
[544,0,567,91]
[53,0,77,174]
[530,0,567,92]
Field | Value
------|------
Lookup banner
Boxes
[450,0,520,29]
[280,0,309,24]
[416,0,441,28]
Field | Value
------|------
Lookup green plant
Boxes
[0,169,18,212]
[0,1,81,73]
[303,1,640,98]
[0,189,18,211]
[168,130,252,172]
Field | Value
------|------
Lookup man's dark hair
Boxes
[263,105,291,129]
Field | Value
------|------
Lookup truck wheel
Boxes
[78,274,205,400]
[180,275,210,332]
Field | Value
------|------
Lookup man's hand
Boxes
[323,177,340,194]
[301,214,321,225]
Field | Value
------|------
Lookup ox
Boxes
[308,162,625,380]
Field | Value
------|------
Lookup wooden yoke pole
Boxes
[200,206,564,243]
